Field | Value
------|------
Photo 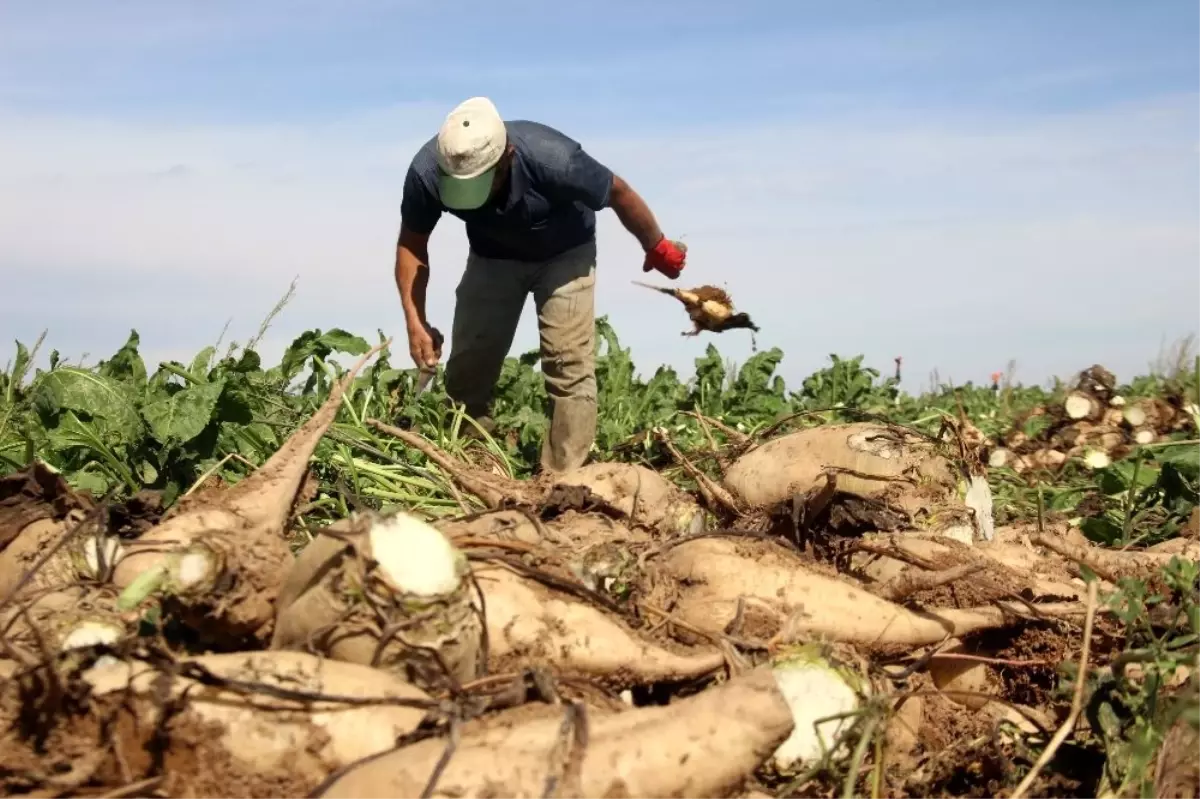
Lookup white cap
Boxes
[436,96,507,210]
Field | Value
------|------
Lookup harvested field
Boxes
[1,324,1197,798]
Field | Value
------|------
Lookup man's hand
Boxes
[643,237,687,280]
[407,321,443,368]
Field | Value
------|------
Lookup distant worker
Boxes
[393,96,687,473]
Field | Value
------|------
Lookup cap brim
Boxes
[439,167,496,210]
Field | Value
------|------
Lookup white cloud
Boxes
[1,93,1196,392]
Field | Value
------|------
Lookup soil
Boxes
[907,565,1033,608]
[107,491,166,538]
[0,671,315,798]
[0,463,91,551]
[975,622,1076,709]
[0,463,168,556]
[903,737,1103,798]
[540,483,611,518]
[165,475,228,517]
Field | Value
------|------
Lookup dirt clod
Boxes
[0,462,89,552]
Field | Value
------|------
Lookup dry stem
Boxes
[877,562,986,602]
[683,411,750,446]
[368,419,509,507]
[652,428,742,515]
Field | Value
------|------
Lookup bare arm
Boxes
[608,174,665,251]
[395,224,441,367]
[395,224,431,327]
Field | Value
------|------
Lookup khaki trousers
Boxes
[444,240,597,474]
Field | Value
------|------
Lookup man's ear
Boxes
[495,144,516,176]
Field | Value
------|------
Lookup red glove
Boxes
[642,237,687,280]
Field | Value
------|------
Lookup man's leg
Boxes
[444,251,530,426]
[533,240,598,473]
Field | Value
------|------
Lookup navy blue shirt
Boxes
[400,120,615,262]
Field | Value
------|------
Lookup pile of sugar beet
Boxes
[1,347,1196,799]
[985,364,1198,474]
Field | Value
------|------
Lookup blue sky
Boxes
[1,0,1197,391]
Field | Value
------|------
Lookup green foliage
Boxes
[1079,445,1199,547]
[794,353,897,415]
[1085,558,1200,797]
[0,325,381,502]
[0,320,1194,545]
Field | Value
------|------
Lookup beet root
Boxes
[472,561,723,686]
[315,665,794,799]
[722,423,994,542]
[550,461,704,535]
[659,536,1088,647]
[0,512,123,602]
[0,649,433,796]
[0,584,133,666]
[272,511,483,694]
[768,643,870,773]
[110,343,389,644]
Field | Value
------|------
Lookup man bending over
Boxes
[394,96,686,473]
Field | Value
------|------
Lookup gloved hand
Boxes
[642,237,687,280]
